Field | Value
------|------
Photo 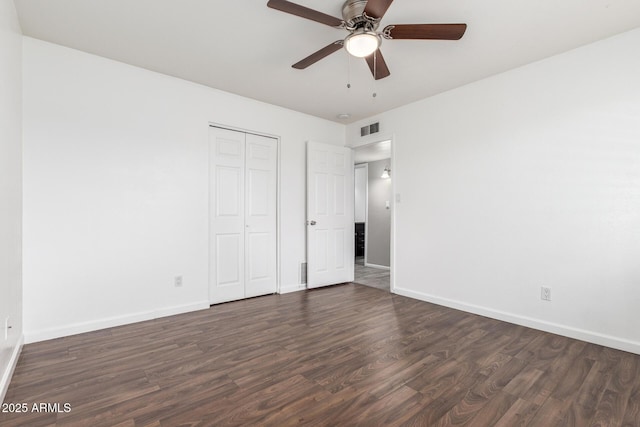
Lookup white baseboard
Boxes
[24,301,210,344]
[1,334,24,404]
[279,283,306,294]
[364,262,390,270]
[394,287,640,355]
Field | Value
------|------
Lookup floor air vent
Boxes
[300,262,307,284]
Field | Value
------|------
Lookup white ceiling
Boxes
[14,0,640,123]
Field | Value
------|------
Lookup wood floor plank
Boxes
[574,360,611,412]
[367,353,442,399]
[465,390,519,426]
[563,400,599,427]
[493,397,540,427]
[400,371,487,426]
[2,283,639,426]
[526,396,568,427]
[551,356,595,401]
[622,383,640,427]
[502,365,545,397]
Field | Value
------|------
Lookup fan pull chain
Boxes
[372,51,377,99]
[347,52,351,89]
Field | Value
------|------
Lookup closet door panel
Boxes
[216,166,242,216]
[216,233,242,285]
[244,133,277,298]
[209,127,246,304]
[247,169,269,216]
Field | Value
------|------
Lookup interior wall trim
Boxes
[24,301,210,344]
[395,287,640,355]
[364,262,390,270]
[0,335,23,404]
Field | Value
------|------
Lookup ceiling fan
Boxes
[267,0,467,80]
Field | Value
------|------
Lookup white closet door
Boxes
[244,133,277,298]
[209,127,277,304]
[209,127,247,304]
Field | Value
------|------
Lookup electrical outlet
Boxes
[541,286,551,301]
[174,276,183,287]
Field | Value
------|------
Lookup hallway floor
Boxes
[353,257,390,291]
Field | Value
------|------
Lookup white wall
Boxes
[0,0,23,402]
[347,28,640,354]
[354,164,367,223]
[22,38,345,342]
[365,159,391,268]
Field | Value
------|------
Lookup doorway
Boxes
[353,140,392,292]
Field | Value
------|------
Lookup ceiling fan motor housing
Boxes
[342,0,380,31]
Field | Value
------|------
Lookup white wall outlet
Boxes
[541,286,551,301]
[174,276,183,287]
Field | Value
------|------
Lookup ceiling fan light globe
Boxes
[345,32,380,57]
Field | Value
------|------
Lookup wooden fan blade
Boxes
[292,41,344,69]
[364,0,394,19]
[364,49,390,80]
[267,0,344,28]
[384,24,467,40]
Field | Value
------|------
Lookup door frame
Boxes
[207,123,281,301]
[354,163,369,264]
[349,136,396,293]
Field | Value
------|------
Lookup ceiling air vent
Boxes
[361,122,380,137]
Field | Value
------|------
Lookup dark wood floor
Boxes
[2,284,639,426]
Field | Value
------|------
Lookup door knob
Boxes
[309,220,317,226]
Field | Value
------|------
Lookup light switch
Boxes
[385,200,390,209]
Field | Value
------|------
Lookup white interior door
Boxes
[209,127,277,304]
[307,141,354,288]
[210,127,246,303]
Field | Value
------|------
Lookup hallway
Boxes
[353,257,390,291]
